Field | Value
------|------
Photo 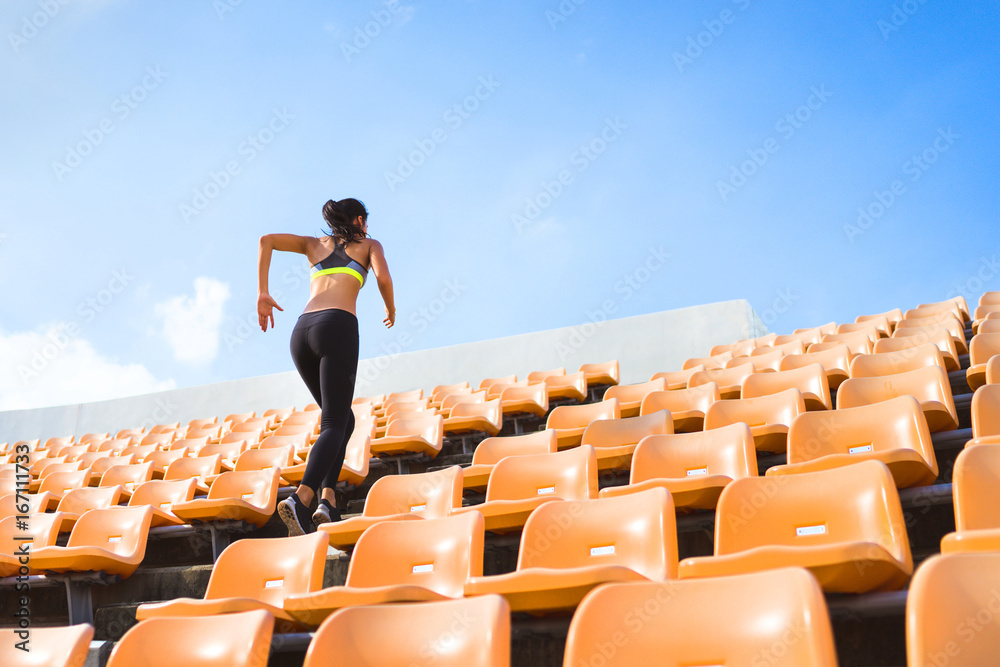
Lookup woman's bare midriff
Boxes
[303,274,363,315]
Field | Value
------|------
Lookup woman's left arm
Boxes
[257,233,314,331]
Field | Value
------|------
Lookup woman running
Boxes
[258,198,395,535]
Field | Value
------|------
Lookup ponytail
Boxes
[322,198,368,244]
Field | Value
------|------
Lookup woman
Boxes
[258,198,395,535]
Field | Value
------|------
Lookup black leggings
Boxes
[289,308,359,494]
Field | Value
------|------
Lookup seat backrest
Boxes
[97,438,131,453]
[906,552,1000,666]
[778,344,851,374]
[970,331,1000,365]
[848,343,946,377]
[56,485,123,515]
[441,390,485,412]
[603,378,666,406]
[233,444,294,473]
[0,491,54,519]
[0,512,64,553]
[687,364,754,390]
[516,487,677,580]
[484,445,597,503]
[650,365,704,390]
[683,351,731,370]
[839,315,890,338]
[836,365,955,418]
[581,410,672,448]
[470,430,558,466]
[168,436,209,454]
[808,336,873,357]
[66,505,154,556]
[449,398,501,423]
[498,382,546,407]
[384,398,431,417]
[526,367,566,383]
[951,443,1000,531]
[546,399,619,431]
[304,595,510,667]
[341,430,372,478]
[857,308,904,327]
[787,395,937,476]
[164,453,222,483]
[139,432,174,448]
[206,469,280,508]
[128,479,197,511]
[704,388,806,431]
[0,623,94,667]
[100,461,154,494]
[205,531,328,604]
[971,384,1000,439]
[107,609,273,667]
[478,374,516,391]
[383,414,444,445]
[752,339,805,356]
[39,469,93,497]
[362,465,463,518]
[563,568,838,667]
[875,325,959,360]
[742,363,831,406]
[579,360,620,386]
[639,383,719,416]
[199,440,248,464]
[714,460,912,571]
[730,349,783,371]
[346,511,484,598]
[281,411,321,428]
[629,422,758,484]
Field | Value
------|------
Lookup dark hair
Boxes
[322,198,368,244]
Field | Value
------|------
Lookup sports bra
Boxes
[310,242,368,287]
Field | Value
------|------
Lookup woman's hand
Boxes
[383,306,395,328]
[258,293,284,331]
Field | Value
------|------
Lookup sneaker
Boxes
[277,495,315,536]
[312,498,341,526]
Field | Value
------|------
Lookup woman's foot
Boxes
[312,498,341,526]
[277,494,316,536]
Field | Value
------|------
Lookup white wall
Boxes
[0,299,764,442]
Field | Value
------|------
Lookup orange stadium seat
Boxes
[546,399,620,449]
[454,445,597,534]
[30,505,154,579]
[987,353,1000,385]
[55,485,124,531]
[478,374,516,392]
[639,382,719,432]
[895,317,968,355]
[164,453,223,494]
[838,315,891,338]
[857,307,903,330]
[282,425,372,488]
[99,461,154,501]
[439,390,485,415]
[461,429,559,492]
[650,365,704,390]
[603,378,666,418]
[443,398,503,437]
[430,381,472,406]
[768,395,938,487]
[30,461,85,493]
[527,367,566,383]
[563,568,838,667]
[38,469,94,502]
[751,338,806,357]
[369,413,444,458]
[128,479,198,528]
[304,595,510,667]
[966,384,1000,447]
[778,344,852,389]
[742,362,831,410]
[599,422,757,511]
[78,432,110,445]
[579,360,620,388]
[906,552,1000,667]
[875,326,961,372]
[0,512,66,577]
[0,623,94,667]
[0,491,55,519]
[144,448,189,478]
[499,383,549,420]
[808,335,873,358]
[167,436,209,455]
[687,365,754,400]
[96,438,131,453]
[683,351,732,370]
[542,371,588,403]
[108,608,274,667]
[679,459,912,593]
[729,348,784,372]
[821,324,882,347]
[318,466,463,549]
[465,487,678,613]
[967,332,1000,391]
[837,364,959,433]
[848,343,947,379]
[704,388,806,453]
[939,444,1000,554]
[283,511,485,627]
[136,531,328,623]
[170,469,280,529]
[580,410,672,471]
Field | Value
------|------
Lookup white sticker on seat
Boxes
[796,524,827,537]
[849,444,873,454]
[410,504,426,512]
[125,482,135,491]
[241,493,254,500]
[108,536,122,544]
[412,563,434,574]
[537,486,556,495]
[590,545,615,556]
[264,579,284,588]
[160,502,172,510]
[686,467,708,476]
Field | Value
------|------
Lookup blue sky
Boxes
[1,0,998,410]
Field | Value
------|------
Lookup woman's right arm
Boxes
[368,239,396,328]
[258,234,314,332]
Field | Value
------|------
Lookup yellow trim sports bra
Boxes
[310,243,368,287]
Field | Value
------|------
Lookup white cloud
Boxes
[155,277,231,365]
[0,324,176,411]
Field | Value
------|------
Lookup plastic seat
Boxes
[144,448,189,478]
[44,436,75,451]
[430,381,472,407]
[679,459,912,593]
[580,410,672,471]
[55,443,94,461]
[966,332,1000,391]
[821,324,882,347]
[112,430,143,445]
[751,339,806,357]
[849,343,947,380]
[742,363,832,411]
[443,398,503,437]
[440,389,485,415]
[498,382,548,419]
[304,594,510,667]
[838,364,959,432]
[170,469,280,528]
[988,353,1000,385]
[78,432,109,445]
[563,567,838,667]
[128,479,198,528]
[30,461,85,493]
[465,487,678,613]
[55,485,124,530]
[88,453,136,480]
[108,608,274,667]
[769,395,938,487]
[139,432,175,449]
[229,444,295,484]
[283,511,485,627]
[0,623,94,667]
[186,426,223,443]
[385,388,424,403]
[896,316,968,355]
[318,466,463,549]
[704,388,806,453]
[545,399,620,450]
[727,348,783,372]
[38,469,94,501]
[687,365,754,399]
[282,426,372,488]
[857,307,903,331]
[603,378,666,418]
[478,374,516,392]
[939,443,1000,554]
[809,334,874,358]
[639,383,718,432]
[683,351,732,370]
[163,453,223,494]
[197,440,248,474]
[542,371,588,403]
[650,365,704,390]
[527,367,566,383]
[578,360,620,388]
[121,443,159,463]
[461,430,558,492]
[600,422,757,511]
[0,512,66,577]
[99,461,154,501]
[0,491,55,519]
[30,505,154,579]
[96,438,130,453]
[906,552,1000,666]
[136,531,328,622]
[973,304,1000,333]
[186,417,219,430]
[454,445,598,534]
[369,413,444,458]
[838,315,891,338]
[906,299,968,323]
[875,326,961,372]
[966,384,1000,448]
[778,344,851,389]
